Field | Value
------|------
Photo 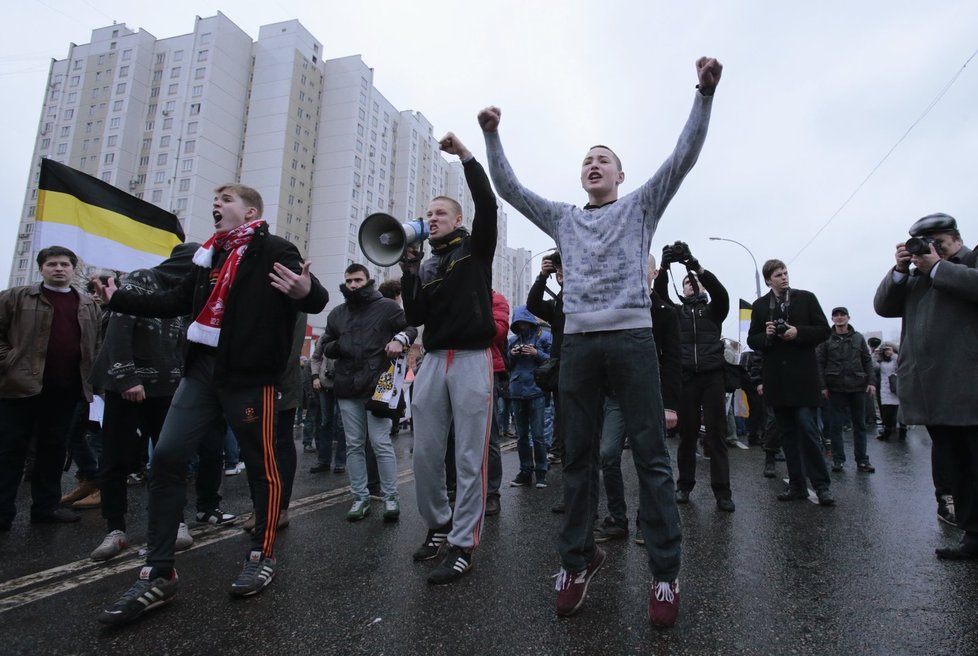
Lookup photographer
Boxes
[526,252,565,468]
[654,242,733,511]
[747,259,833,506]
[875,213,978,558]
[507,306,553,488]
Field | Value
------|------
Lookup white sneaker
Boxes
[175,522,194,551]
[91,530,129,561]
[224,462,245,476]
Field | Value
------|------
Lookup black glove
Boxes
[399,243,424,276]
[661,245,675,266]
[674,241,693,265]
[686,257,701,272]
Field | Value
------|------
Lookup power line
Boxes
[789,45,978,264]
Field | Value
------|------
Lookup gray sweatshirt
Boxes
[484,92,713,334]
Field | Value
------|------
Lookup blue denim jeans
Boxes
[224,426,240,469]
[558,328,681,579]
[773,406,831,493]
[513,396,548,477]
[544,399,555,449]
[825,391,868,465]
[337,397,397,501]
[316,388,346,468]
[598,395,628,526]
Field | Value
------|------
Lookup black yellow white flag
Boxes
[36,158,184,271]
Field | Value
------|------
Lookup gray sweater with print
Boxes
[484,92,713,334]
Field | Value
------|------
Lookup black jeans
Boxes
[676,369,731,500]
[146,354,283,569]
[927,426,978,535]
[773,406,830,493]
[0,385,80,521]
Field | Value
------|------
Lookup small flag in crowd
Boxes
[739,299,752,335]
[36,158,184,272]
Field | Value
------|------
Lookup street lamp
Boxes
[709,237,762,299]
[514,247,556,305]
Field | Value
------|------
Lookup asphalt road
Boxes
[0,426,975,656]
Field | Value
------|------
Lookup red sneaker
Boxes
[555,548,606,617]
[648,578,680,628]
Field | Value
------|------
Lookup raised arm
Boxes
[480,106,561,239]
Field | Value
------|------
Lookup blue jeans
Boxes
[543,399,555,449]
[826,391,868,465]
[316,388,346,468]
[513,396,548,477]
[224,427,240,469]
[598,395,628,526]
[558,329,681,579]
[301,394,320,447]
[337,397,397,501]
[773,406,831,493]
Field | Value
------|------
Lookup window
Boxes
[197,50,208,62]
[200,33,212,45]
[60,126,70,137]
[160,135,170,147]
[98,54,105,65]
[170,66,181,79]
[139,156,149,166]
[122,49,132,61]
[41,138,50,149]
[192,85,202,97]
[168,84,178,95]
[106,135,117,147]
[195,67,205,79]
[181,159,193,172]
[154,171,165,183]
[142,138,151,150]
[173,50,184,62]
[187,121,198,134]
[119,66,129,78]
[178,178,190,192]
[70,75,80,87]
[103,153,114,165]
[183,140,195,154]
[153,70,163,82]
[150,87,160,98]
[113,100,123,111]
[164,101,176,112]
[91,87,100,99]
[146,120,154,130]
[162,117,173,130]
[116,82,126,95]
[101,172,111,182]
[175,198,187,211]
[189,103,200,115]
[109,117,120,129]
[156,53,165,65]
[157,153,168,165]
[56,143,67,154]
[151,189,163,202]
[67,92,77,103]
[147,103,157,115]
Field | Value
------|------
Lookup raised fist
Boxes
[478,106,501,132]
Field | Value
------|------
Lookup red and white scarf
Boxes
[186,219,265,346]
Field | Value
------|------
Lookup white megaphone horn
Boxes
[358,213,430,267]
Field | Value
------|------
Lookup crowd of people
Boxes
[1,54,976,632]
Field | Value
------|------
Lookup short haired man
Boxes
[816,307,876,473]
[481,56,722,627]
[747,260,833,505]
[655,243,734,511]
[399,132,498,585]
[321,263,416,522]
[0,246,100,530]
[95,184,328,624]
[875,213,978,558]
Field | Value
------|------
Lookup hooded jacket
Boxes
[815,324,873,394]
[489,291,510,374]
[322,281,417,399]
[507,304,552,399]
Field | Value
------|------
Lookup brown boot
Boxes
[71,490,102,509]
[61,479,98,505]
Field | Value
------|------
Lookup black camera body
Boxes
[905,235,935,256]
[773,318,788,337]
[670,241,690,263]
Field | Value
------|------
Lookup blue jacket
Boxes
[507,305,551,399]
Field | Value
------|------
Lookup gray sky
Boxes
[2,1,976,342]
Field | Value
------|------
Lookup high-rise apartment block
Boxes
[11,13,532,325]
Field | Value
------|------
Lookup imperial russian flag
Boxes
[35,158,184,271]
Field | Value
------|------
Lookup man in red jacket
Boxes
[485,290,510,516]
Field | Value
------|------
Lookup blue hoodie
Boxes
[507,305,552,399]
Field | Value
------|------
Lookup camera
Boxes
[670,241,690,263]
[773,319,788,336]
[905,236,935,256]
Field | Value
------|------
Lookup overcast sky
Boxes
[3,1,976,342]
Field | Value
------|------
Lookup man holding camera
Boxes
[506,305,552,488]
[874,213,978,559]
[654,242,733,511]
[747,259,833,505]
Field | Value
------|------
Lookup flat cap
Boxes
[909,213,957,237]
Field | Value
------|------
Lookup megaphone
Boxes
[358,213,430,267]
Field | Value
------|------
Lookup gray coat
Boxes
[874,246,978,425]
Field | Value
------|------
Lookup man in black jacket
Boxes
[655,243,734,511]
[94,183,328,625]
[747,259,833,505]
[816,307,876,473]
[322,263,416,523]
[400,132,498,585]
